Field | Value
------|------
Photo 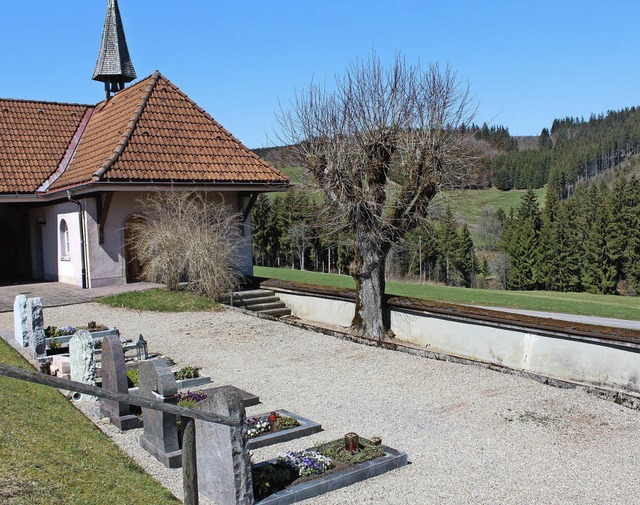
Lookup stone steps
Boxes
[224,289,291,318]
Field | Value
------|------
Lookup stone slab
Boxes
[69,330,96,396]
[139,359,182,468]
[247,410,322,450]
[254,445,408,504]
[13,295,28,347]
[100,334,142,431]
[195,386,253,504]
[26,297,46,358]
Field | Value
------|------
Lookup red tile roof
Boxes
[1,71,288,194]
[0,99,89,192]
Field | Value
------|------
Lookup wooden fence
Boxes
[0,363,241,505]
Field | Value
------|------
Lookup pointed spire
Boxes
[92,0,137,100]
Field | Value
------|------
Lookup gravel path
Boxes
[6,303,640,504]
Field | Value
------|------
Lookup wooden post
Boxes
[182,417,199,505]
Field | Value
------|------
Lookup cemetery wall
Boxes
[273,288,640,393]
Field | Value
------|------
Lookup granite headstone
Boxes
[69,330,97,400]
[100,334,141,430]
[138,359,182,468]
[13,295,29,347]
[194,386,253,505]
[26,297,46,358]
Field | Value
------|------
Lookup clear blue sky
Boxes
[1,1,638,148]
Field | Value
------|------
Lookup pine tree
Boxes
[537,189,560,289]
[538,127,553,150]
[582,184,617,293]
[437,206,458,286]
[621,177,640,292]
[454,224,476,287]
[507,189,541,290]
[552,202,582,291]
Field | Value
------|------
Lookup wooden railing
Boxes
[0,363,241,505]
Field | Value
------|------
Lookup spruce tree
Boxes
[437,206,459,286]
[507,189,541,290]
[537,189,560,289]
[582,184,617,293]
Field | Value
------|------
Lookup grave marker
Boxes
[26,297,46,358]
[194,386,253,504]
[138,359,182,468]
[69,330,97,400]
[100,334,141,430]
[13,295,29,347]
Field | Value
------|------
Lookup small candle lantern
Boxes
[88,321,96,330]
[136,334,148,361]
[371,437,382,446]
[268,411,278,429]
[345,432,359,453]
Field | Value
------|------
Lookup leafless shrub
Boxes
[127,192,241,298]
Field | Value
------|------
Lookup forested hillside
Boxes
[251,104,640,297]
[488,107,640,194]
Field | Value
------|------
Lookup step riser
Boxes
[260,308,292,317]
[247,302,287,312]
[228,289,274,300]
[232,296,279,307]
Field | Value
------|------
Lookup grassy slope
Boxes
[0,340,179,505]
[275,164,547,233]
[255,266,640,321]
[443,186,547,227]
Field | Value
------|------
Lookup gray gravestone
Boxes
[195,386,253,505]
[138,359,182,468]
[26,297,46,358]
[69,330,97,400]
[100,334,141,430]
[13,295,29,347]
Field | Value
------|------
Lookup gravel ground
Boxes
[5,302,640,505]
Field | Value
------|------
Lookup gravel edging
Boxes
[3,303,640,504]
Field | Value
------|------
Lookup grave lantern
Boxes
[136,334,148,361]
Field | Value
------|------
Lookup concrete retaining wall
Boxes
[273,288,640,393]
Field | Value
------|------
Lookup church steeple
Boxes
[92,0,137,101]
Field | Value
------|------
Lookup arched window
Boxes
[59,219,70,258]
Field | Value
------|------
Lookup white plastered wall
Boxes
[84,190,253,287]
[29,202,84,285]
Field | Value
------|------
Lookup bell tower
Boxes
[92,0,137,101]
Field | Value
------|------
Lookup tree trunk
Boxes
[351,241,388,339]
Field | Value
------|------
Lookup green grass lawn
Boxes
[255,266,640,321]
[97,288,220,312]
[0,340,179,505]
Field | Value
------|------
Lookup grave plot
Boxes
[176,390,322,450]
[253,435,408,504]
[246,410,322,450]
[193,386,408,505]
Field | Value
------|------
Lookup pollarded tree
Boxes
[278,54,475,338]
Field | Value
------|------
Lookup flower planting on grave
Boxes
[174,366,200,380]
[252,435,387,500]
[176,389,208,408]
[246,412,301,438]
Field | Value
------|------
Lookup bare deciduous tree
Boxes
[128,192,241,299]
[277,53,476,339]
